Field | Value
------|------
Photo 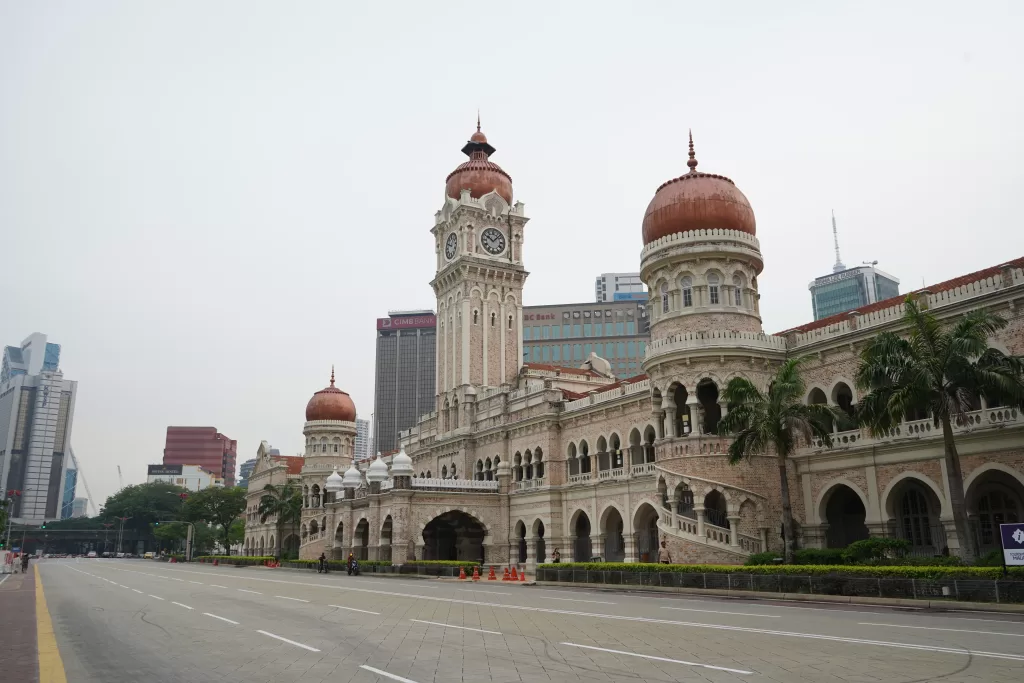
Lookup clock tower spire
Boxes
[430,121,529,430]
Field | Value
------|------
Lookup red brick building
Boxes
[163,426,238,487]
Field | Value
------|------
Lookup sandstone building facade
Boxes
[244,124,1024,568]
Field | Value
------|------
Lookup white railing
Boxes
[641,227,761,260]
[411,478,499,492]
[563,378,652,413]
[806,408,1021,452]
[597,467,626,480]
[514,479,546,491]
[644,329,787,361]
[568,473,592,484]
[380,480,393,491]
[631,462,657,476]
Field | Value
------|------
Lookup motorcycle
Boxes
[347,560,360,576]
[317,560,329,574]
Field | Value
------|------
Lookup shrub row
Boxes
[403,560,481,567]
[285,559,393,568]
[538,562,1024,580]
[194,555,275,565]
[746,549,966,567]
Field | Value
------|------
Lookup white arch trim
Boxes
[880,470,950,521]
[828,377,858,404]
[814,478,870,525]
[963,462,1024,496]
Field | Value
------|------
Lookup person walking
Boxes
[551,549,561,563]
[657,540,672,564]
[20,552,30,573]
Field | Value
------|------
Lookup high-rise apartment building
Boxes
[373,311,437,455]
[0,333,77,523]
[163,426,237,486]
[355,418,372,461]
[60,460,78,519]
[594,272,647,302]
[523,300,650,379]
[237,457,257,489]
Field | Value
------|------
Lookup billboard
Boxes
[613,292,649,301]
[377,314,436,330]
[147,464,183,476]
[1002,523,1024,566]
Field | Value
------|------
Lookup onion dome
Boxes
[642,131,756,245]
[305,367,357,422]
[342,463,362,489]
[366,454,389,484]
[324,467,344,493]
[444,115,513,204]
[390,447,414,477]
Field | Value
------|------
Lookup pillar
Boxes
[694,506,705,539]
[663,400,677,438]
[727,515,741,547]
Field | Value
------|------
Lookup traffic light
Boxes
[154,521,160,526]
[40,523,46,529]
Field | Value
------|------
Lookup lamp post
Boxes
[155,521,196,562]
[3,489,24,551]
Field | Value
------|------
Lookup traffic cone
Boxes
[488,566,497,581]
[459,566,467,580]
[510,567,519,581]
[502,567,511,581]
[472,566,480,581]
[519,568,526,582]
[213,559,219,566]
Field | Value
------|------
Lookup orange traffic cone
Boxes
[502,567,511,581]
[488,566,497,580]
[510,567,519,581]
[519,568,526,582]
[472,566,480,581]
[459,566,467,580]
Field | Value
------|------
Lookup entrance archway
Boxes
[332,522,345,559]
[533,519,546,563]
[572,511,592,562]
[281,534,299,559]
[515,520,527,563]
[380,516,393,562]
[422,511,486,563]
[822,484,869,548]
[355,519,370,560]
[600,508,625,562]
[633,503,660,563]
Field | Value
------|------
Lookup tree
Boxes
[226,518,245,549]
[855,297,1024,563]
[182,487,247,555]
[100,482,190,530]
[718,358,839,563]
[257,482,302,559]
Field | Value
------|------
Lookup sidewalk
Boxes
[0,567,39,682]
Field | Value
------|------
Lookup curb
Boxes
[531,580,1024,614]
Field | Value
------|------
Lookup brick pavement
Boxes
[0,566,39,682]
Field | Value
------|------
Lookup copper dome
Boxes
[445,119,513,204]
[642,132,755,246]
[305,368,356,422]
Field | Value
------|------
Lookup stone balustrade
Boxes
[644,329,788,363]
[411,477,499,492]
[563,378,651,413]
[806,408,1021,452]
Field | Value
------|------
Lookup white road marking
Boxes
[105,564,1024,663]
[188,581,204,585]
[132,589,143,594]
[329,604,381,615]
[543,596,617,605]
[411,619,501,635]
[275,596,310,603]
[359,665,420,683]
[661,606,781,618]
[149,595,165,600]
[859,622,1024,637]
[0,575,10,587]
[171,602,193,610]
[256,630,320,652]
[237,589,262,594]
[561,642,754,675]
[210,584,228,589]
[203,612,240,625]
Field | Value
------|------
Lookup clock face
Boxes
[480,227,506,255]
[444,232,458,260]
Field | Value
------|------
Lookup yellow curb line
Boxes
[35,568,68,683]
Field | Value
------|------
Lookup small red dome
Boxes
[305,369,356,422]
[642,133,756,245]
[445,120,513,204]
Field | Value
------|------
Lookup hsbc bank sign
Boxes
[377,315,437,330]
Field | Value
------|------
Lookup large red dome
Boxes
[305,369,356,422]
[445,122,513,204]
[642,133,755,245]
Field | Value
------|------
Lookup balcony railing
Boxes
[807,408,1021,452]
[411,478,499,492]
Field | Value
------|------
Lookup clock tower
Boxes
[430,120,529,428]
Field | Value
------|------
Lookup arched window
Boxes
[473,310,478,324]
[441,465,448,478]
[732,275,743,306]
[660,283,669,313]
[681,277,693,308]
[508,314,513,329]
[451,463,457,479]
[333,443,339,453]
[900,488,933,548]
[491,312,496,327]
[707,273,720,305]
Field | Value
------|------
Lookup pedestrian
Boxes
[658,540,672,564]
[12,553,19,573]
[21,553,30,573]
[551,549,560,563]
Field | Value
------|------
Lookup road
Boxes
[36,559,1024,682]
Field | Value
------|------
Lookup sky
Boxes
[2,1,1022,511]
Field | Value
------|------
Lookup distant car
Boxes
[86,551,97,558]
[143,552,155,559]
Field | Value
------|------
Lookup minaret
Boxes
[430,119,529,431]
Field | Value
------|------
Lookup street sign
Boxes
[999,523,1024,566]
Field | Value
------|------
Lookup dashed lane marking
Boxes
[329,604,381,615]
[561,642,754,675]
[256,630,320,652]
[661,606,781,618]
[203,613,240,625]
[858,622,1024,638]
[411,619,501,635]
[149,595,165,600]
[359,665,421,682]
[274,596,310,603]
[171,602,193,610]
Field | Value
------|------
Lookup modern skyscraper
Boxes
[163,427,238,486]
[237,457,257,489]
[373,310,437,455]
[808,212,901,320]
[594,272,647,302]
[523,300,651,379]
[71,497,88,518]
[0,333,78,523]
[60,460,78,519]
[355,418,372,460]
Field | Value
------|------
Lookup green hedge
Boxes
[194,555,275,565]
[285,559,393,568]
[403,560,481,567]
[538,562,1024,580]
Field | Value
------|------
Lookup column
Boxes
[663,399,677,438]
[482,300,489,385]
[727,515,741,547]
[694,506,705,539]
[462,298,471,385]
[759,527,769,553]
[589,534,602,562]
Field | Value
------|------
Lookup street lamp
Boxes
[155,521,196,562]
[115,517,132,555]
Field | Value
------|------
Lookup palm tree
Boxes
[257,482,302,559]
[855,297,1024,563]
[718,358,839,563]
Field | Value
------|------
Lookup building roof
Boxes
[778,256,1024,335]
[522,363,604,378]
[272,456,305,475]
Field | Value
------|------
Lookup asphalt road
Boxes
[36,559,1024,682]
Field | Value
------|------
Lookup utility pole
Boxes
[115,517,131,555]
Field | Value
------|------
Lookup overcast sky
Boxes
[2,1,1021,510]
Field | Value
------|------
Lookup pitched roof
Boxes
[272,456,305,475]
[778,256,1024,335]
[593,374,649,393]
[522,362,604,378]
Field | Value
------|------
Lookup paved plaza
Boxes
[15,559,1024,682]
